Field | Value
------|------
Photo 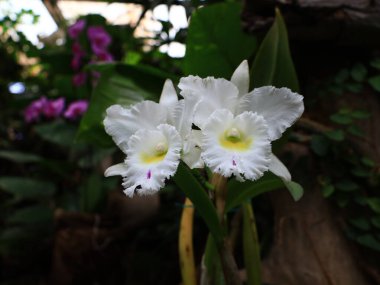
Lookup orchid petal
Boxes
[269,154,291,181]
[178,76,239,128]
[238,86,304,141]
[159,79,178,108]
[122,124,182,197]
[103,101,167,152]
[231,60,250,96]
[201,109,271,181]
[105,163,128,177]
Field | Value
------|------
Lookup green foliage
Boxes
[183,2,257,78]
[0,177,56,200]
[173,163,224,246]
[250,8,299,91]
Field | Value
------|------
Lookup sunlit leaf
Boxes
[250,8,299,91]
[183,2,257,78]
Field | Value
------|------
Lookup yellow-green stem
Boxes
[179,198,197,285]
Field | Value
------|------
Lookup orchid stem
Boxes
[211,174,242,285]
[179,198,197,285]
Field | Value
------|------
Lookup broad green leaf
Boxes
[330,113,352,125]
[80,174,106,213]
[183,2,257,78]
[322,185,334,198]
[335,180,359,192]
[310,135,330,156]
[367,198,380,214]
[356,234,380,251]
[6,205,53,225]
[368,75,380,92]
[349,218,370,231]
[283,181,303,201]
[173,163,224,246]
[350,63,367,82]
[0,177,56,199]
[324,129,345,141]
[226,173,283,212]
[34,120,78,147]
[250,8,299,91]
[242,202,261,285]
[0,150,42,163]
[78,63,177,147]
[202,235,224,285]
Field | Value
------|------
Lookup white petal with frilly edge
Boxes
[237,86,304,141]
[178,76,239,128]
[103,101,168,152]
[231,60,250,96]
[122,124,182,197]
[201,109,271,181]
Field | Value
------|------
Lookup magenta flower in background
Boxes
[43,97,65,119]
[71,54,83,70]
[88,26,111,53]
[96,50,113,62]
[72,72,87,87]
[24,97,47,123]
[64,100,89,119]
[68,19,86,39]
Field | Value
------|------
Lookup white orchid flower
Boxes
[178,60,304,181]
[103,79,202,197]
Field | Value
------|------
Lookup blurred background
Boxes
[1,0,380,284]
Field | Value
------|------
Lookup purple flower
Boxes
[97,50,113,62]
[88,26,111,52]
[68,19,86,39]
[64,100,89,119]
[24,97,47,123]
[72,72,87,87]
[43,97,65,119]
[71,54,82,70]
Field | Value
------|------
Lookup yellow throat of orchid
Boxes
[219,127,252,151]
[141,142,168,164]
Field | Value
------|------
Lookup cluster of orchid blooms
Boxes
[68,19,113,86]
[24,97,88,123]
[104,60,305,197]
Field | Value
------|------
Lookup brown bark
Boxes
[262,144,371,285]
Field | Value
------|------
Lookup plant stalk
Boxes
[211,174,242,285]
[179,198,197,285]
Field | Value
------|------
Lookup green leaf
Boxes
[173,163,224,246]
[242,202,261,285]
[6,205,53,225]
[371,217,380,228]
[349,218,370,231]
[334,69,350,84]
[0,177,56,200]
[330,113,352,125]
[203,235,224,285]
[80,174,106,213]
[78,63,176,147]
[324,129,345,141]
[283,180,303,201]
[0,150,42,163]
[370,58,380,69]
[347,125,365,137]
[335,180,359,192]
[251,8,299,91]
[368,75,380,92]
[226,173,283,211]
[350,63,367,82]
[361,157,375,167]
[356,234,380,251]
[350,110,371,120]
[310,135,330,156]
[34,120,78,147]
[183,2,257,78]
[367,198,380,214]
[322,185,335,198]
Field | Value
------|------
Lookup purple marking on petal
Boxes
[147,170,152,179]
[232,159,236,166]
